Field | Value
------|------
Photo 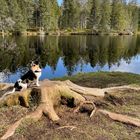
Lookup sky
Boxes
[57,0,140,6]
[57,0,63,6]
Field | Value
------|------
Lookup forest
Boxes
[0,0,139,35]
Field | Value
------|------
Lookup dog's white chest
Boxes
[34,71,42,79]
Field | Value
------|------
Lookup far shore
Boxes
[0,30,137,36]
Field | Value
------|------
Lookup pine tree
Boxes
[100,0,111,31]
[50,0,60,30]
[110,0,127,31]
[79,5,89,29]
[0,0,9,31]
[75,0,89,29]
[39,0,59,31]
[6,0,26,31]
[60,0,76,29]
[16,0,34,29]
[128,0,139,32]
[87,0,101,30]
[0,0,9,20]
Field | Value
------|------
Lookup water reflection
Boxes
[0,35,140,83]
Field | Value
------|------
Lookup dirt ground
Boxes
[0,72,140,140]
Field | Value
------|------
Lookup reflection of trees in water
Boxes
[87,36,140,69]
[0,36,35,72]
[59,36,83,75]
[0,36,61,73]
[40,36,61,71]
[0,35,140,75]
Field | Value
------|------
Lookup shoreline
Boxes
[0,30,136,36]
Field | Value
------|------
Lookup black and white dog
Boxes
[4,61,42,96]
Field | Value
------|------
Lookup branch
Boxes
[57,126,76,130]
[99,109,140,127]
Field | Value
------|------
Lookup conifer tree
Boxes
[0,0,9,31]
[110,0,126,31]
[6,0,26,31]
[16,0,34,29]
[60,0,76,29]
[100,0,111,31]
[39,0,59,31]
[87,0,101,30]
[128,0,139,32]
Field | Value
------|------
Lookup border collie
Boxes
[4,61,42,96]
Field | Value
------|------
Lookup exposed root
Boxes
[1,105,43,140]
[99,109,140,127]
[89,103,97,118]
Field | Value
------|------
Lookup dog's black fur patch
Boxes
[21,70,37,81]
[14,81,22,91]
[13,70,37,91]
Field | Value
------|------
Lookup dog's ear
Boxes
[34,60,39,65]
[31,61,35,66]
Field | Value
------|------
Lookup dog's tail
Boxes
[0,88,15,99]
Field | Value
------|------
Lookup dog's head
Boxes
[31,61,41,72]
[17,79,22,83]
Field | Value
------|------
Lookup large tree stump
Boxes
[0,80,140,140]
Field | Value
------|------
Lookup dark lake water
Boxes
[0,35,140,83]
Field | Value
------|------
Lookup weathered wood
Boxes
[99,109,140,127]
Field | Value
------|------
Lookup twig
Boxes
[57,125,77,130]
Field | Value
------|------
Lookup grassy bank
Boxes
[56,71,140,88]
[0,72,140,140]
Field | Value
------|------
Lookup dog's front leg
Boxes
[36,78,40,86]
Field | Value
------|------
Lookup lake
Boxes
[0,35,140,83]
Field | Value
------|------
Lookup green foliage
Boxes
[60,0,139,32]
[111,0,127,31]
[6,0,26,31]
[0,0,139,33]
[0,0,12,31]
[87,0,101,29]
[128,0,139,32]
[99,0,111,31]
[39,0,59,31]
[60,0,76,29]
[0,0,9,20]
[16,0,34,29]
[0,0,59,32]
